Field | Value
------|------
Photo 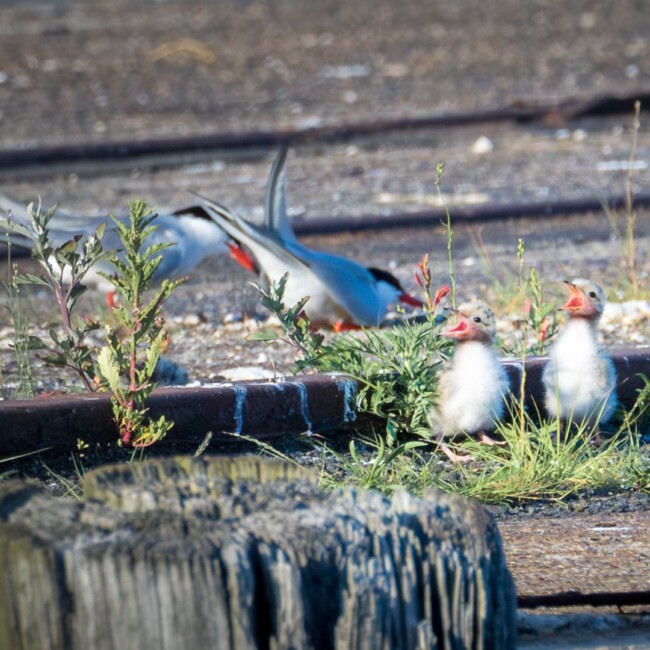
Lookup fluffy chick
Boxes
[429,301,509,460]
[543,279,617,432]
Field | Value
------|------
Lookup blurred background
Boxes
[0,0,647,212]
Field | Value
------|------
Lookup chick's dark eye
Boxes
[473,316,482,323]
[588,291,597,299]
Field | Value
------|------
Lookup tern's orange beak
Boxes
[228,241,257,273]
[399,292,424,308]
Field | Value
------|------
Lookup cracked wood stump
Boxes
[0,456,516,650]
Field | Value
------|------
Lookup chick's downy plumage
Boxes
[430,302,509,438]
[543,279,617,425]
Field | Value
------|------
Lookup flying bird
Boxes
[0,192,231,304]
[199,148,422,330]
[429,301,509,462]
[542,279,617,437]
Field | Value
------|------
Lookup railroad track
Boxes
[519,590,650,610]
[1,89,648,238]
[1,90,647,174]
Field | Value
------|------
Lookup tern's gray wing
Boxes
[285,243,384,325]
[199,195,307,271]
[0,192,76,222]
[101,211,216,281]
[0,191,112,248]
[264,147,297,243]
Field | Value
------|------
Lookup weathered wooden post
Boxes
[0,456,516,649]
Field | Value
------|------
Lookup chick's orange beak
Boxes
[562,281,587,311]
[443,316,469,339]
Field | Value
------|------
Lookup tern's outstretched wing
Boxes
[202,194,387,325]
[199,195,308,273]
[264,147,298,244]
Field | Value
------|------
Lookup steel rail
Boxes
[519,589,650,609]
[291,193,650,235]
[0,90,647,172]
[1,195,648,253]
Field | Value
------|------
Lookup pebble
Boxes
[600,300,650,346]
[179,313,201,327]
[218,366,277,381]
[223,312,244,325]
[471,135,494,154]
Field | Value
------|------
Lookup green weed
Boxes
[251,271,452,445]
[96,200,185,447]
[603,100,643,299]
[0,201,111,392]
[1,199,183,447]
[1,226,36,397]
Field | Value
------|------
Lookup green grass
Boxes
[0,447,53,481]
[2,232,36,398]
[441,417,648,503]
[283,417,649,506]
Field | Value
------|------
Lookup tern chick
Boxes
[429,301,509,461]
[542,279,617,435]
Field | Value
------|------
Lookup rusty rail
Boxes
[0,90,647,173]
[291,194,650,235]
[519,590,650,609]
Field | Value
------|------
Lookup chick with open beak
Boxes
[542,279,617,435]
[429,301,510,462]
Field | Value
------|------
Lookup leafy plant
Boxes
[499,239,558,358]
[249,273,325,357]
[523,267,557,355]
[1,224,36,397]
[96,200,185,447]
[0,201,112,392]
[340,436,428,491]
[251,270,452,445]
[436,163,457,307]
[415,252,452,320]
[1,198,184,447]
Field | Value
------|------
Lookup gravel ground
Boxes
[0,0,648,149]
